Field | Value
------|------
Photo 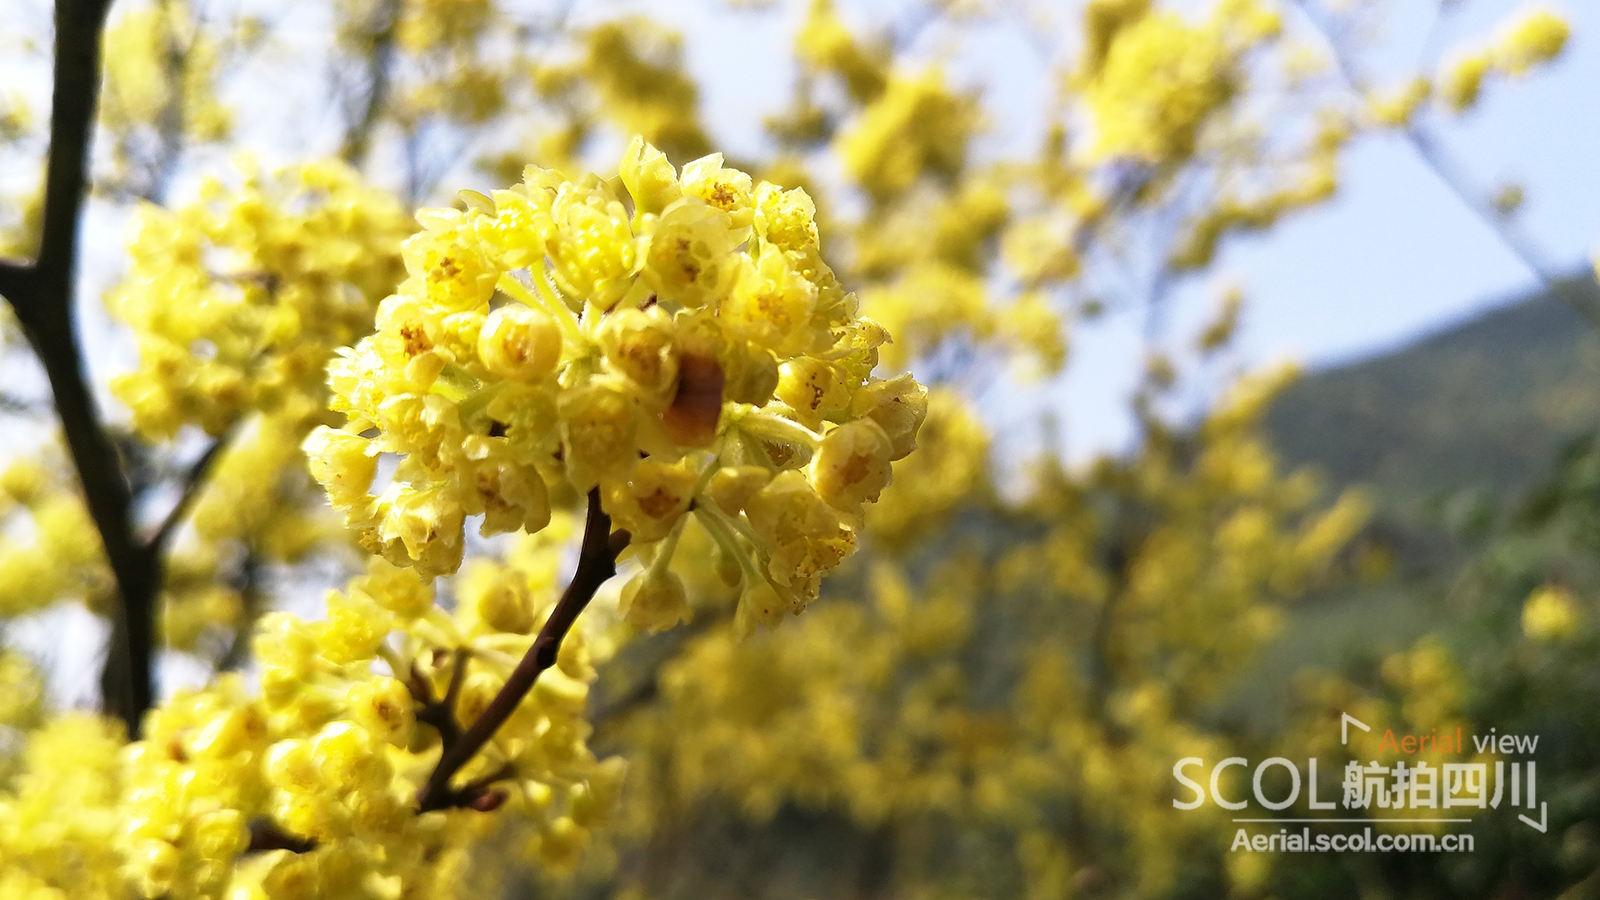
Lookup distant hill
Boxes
[1266,276,1600,526]
[1218,276,1600,728]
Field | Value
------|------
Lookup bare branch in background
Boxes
[1291,0,1600,332]
[146,426,234,556]
[141,0,195,202]
[339,0,405,168]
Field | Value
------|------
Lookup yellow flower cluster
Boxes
[1438,7,1570,113]
[1080,0,1280,164]
[334,0,508,138]
[0,716,127,900]
[1523,583,1579,641]
[523,17,714,176]
[395,0,492,53]
[1368,76,1432,128]
[603,338,1367,897]
[1493,6,1571,76]
[0,651,44,758]
[109,160,410,438]
[577,20,712,162]
[0,455,111,617]
[95,161,413,654]
[827,153,1076,376]
[0,539,627,899]
[1283,637,1471,802]
[308,138,926,637]
[619,559,987,828]
[836,69,977,201]
[795,0,888,103]
[1169,113,1347,270]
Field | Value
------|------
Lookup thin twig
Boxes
[0,392,43,415]
[141,0,193,203]
[1398,127,1600,330]
[1290,0,1600,331]
[411,647,469,748]
[147,428,234,555]
[415,489,629,812]
[339,0,404,167]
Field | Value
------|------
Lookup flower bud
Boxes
[852,374,928,460]
[192,810,248,861]
[722,243,818,351]
[547,180,637,309]
[724,342,778,407]
[0,460,46,504]
[534,666,590,714]
[619,135,682,217]
[454,671,502,731]
[734,578,787,639]
[775,358,847,429]
[465,564,537,634]
[133,839,180,897]
[620,568,691,634]
[351,677,417,747]
[643,198,741,308]
[707,466,772,515]
[558,382,639,490]
[375,484,466,576]
[1523,584,1578,641]
[602,459,698,543]
[312,722,390,793]
[357,557,434,619]
[569,756,629,828]
[265,739,318,792]
[745,471,856,608]
[599,306,679,400]
[303,427,377,509]
[811,419,895,513]
[478,303,561,381]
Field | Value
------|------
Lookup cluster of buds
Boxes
[307,138,926,634]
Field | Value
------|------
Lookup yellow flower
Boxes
[1523,584,1579,641]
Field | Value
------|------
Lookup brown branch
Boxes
[2,1,242,740]
[415,489,629,813]
[411,647,469,748]
[0,262,27,300]
[0,0,168,739]
[245,817,315,855]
